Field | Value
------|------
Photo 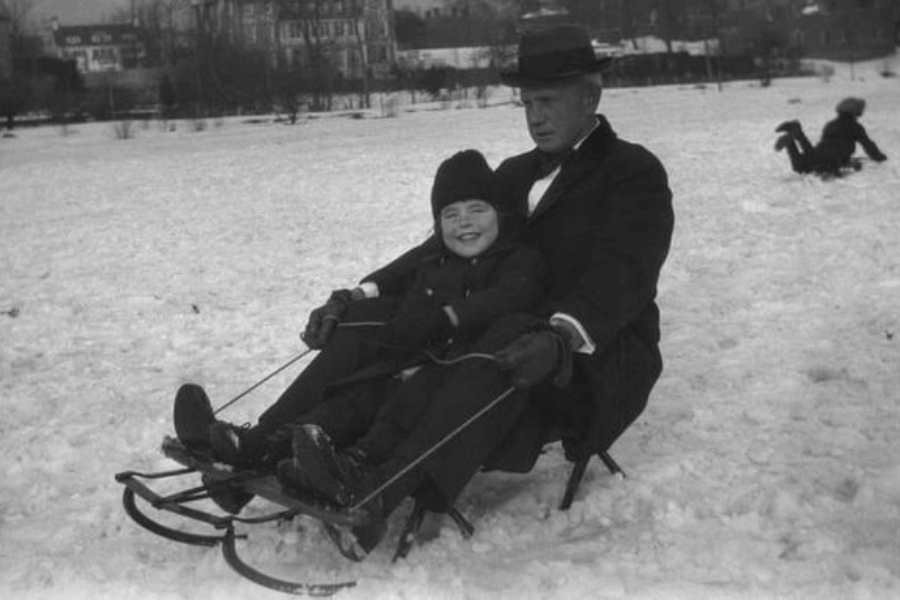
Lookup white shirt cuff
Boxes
[550,313,596,355]
[357,282,380,298]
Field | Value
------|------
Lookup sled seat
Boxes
[544,423,627,510]
[558,446,625,509]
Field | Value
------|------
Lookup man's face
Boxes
[521,81,596,154]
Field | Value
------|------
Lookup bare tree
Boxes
[650,0,684,54]
[1,0,36,129]
[109,0,192,65]
[2,0,36,44]
[146,0,192,66]
[275,0,339,111]
[703,0,723,91]
[619,0,641,50]
[347,0,370,109]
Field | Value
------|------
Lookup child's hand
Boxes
[301,290,354,349]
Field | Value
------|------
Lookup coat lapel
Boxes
[528,116,616,222]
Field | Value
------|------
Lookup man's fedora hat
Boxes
[500,24,613,87]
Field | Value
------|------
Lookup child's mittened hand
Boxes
[302,289,354,348]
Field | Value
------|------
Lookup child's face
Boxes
[439,199,500,258]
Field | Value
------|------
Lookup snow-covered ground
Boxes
[2,60,899,600]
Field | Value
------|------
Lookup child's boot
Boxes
[173,383,215,451]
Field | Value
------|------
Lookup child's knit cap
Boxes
[431,150,501,216]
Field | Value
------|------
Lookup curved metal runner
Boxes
[122,486,225,547]
[221,526,356,596]
[116,458,362,596]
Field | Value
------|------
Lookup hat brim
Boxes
[499,57,614,87]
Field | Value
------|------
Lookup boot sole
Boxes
[174,383,215,450]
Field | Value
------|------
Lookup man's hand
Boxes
[301,289,355,349]
[495,325,574,389]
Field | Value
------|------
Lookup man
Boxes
[280,24,674,559]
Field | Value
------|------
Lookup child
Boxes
[273,149,550,510]
[174,150,546,513]
[774,96,888,178]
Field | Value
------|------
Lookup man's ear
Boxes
[582,80,601,113]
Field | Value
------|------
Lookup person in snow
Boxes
[274,24,674,559]
[774,97,888,178]
[174,150,547,515]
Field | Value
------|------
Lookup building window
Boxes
[244,24,257,44]
[92,47,118,69]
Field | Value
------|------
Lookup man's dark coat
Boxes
[362,116,674,507]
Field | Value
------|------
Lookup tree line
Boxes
[2,0,832,127]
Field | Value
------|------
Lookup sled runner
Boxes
[116,433,624,596]
[115,353,626,596]
[115,436,368,595]
[115,435,482,595]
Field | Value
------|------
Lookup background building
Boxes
[193,0,396,80]
[46,19,148,74]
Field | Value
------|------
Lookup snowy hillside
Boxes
[2,61,899,600]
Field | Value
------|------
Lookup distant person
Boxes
[774,97,887,178]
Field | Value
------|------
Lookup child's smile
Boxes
[440,200,500,259]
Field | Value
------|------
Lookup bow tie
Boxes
[535,149,573,180]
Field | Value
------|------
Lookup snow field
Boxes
[1,59,899,599]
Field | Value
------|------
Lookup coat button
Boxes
[425,288,434,296]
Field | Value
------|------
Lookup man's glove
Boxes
[379,302,454,351]
[495,325,575,390]
[301,289,355,349]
